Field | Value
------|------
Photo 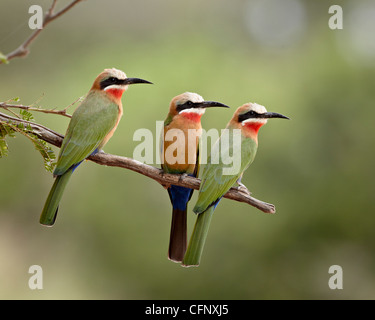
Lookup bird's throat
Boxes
[106,88,125,100]
[243,122,264,139]
[181,112,203,123]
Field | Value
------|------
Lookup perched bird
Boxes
[40,68,152,226]
[161,92,229,262]
[182,102,289,267]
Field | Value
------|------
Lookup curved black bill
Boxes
[195,101,230,109]
[122,78,153,85]
[262,112,290,120]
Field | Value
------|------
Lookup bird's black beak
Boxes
[194,101,230,109]
[238,109,290,123]
[261,112,290,120]
[122,78,153,85]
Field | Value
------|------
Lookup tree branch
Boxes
[0,102,72,118]
[0,111,276,214]
[0,111,64,146]
[1,0,84,64]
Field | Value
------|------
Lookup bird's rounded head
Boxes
[231,102,289,139]
[169,92,205,117]
[168,92,229,122]
[91,68,152,101]
[92,68,127,92]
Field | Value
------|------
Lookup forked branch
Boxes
[1,0,84,64]
[0,102,73,118]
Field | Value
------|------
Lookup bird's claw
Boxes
[161,183,170,190]
[159,170,171,189]
[179,173,188,182]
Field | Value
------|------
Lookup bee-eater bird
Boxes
[182,102,289,267]
[161,92,229,262]
[40,68,152,226]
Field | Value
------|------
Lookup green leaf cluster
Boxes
[0,109,57,172]
[0,122,14,157]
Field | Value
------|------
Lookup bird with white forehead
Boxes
[40,68,152,226]
[161,92,230,262]
[183,102,289,267]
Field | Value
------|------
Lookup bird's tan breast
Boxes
[100,102,123,147]
[163,116,202,173]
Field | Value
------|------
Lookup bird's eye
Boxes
[110,77,117,83]
[249,110,256,116]
[186,101,193,106]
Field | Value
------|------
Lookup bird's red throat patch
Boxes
[181,112,203,122]
[243,122,264,136]
[106,88,125,100]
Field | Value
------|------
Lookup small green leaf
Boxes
[31,137,56,173]
[19,109,34,121]
[0,138,8,157]
[0,122,15,138]
[0,51,9,64]
[0,123,6,137]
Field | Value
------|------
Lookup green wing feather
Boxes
[194,129,257,213]
[41,91,120,226]
[183,129,258,266]
[54,91,119,176]
[188,143,200,202]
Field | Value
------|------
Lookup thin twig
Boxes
[0,112,276,214]
[44,0,83,23]
[1,105,21,119]
[47,0,59,17]
[0,102,72,118]
[1,0,84,64]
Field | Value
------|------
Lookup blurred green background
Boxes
[1,0,375,299]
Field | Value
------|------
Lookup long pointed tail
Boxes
[40,169,74,226]
[168,207,187,262]
[182,205,215,267]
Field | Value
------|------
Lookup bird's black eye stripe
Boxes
[176,100,195,112]
[249,110,256,116]
[238,110,259,122]
[100,77,122,89]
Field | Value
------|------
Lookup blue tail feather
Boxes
[169,185,194,210]
[213,197,222,209]
[168,181,194,262]
[70,148,99,173]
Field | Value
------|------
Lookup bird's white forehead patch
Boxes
[105,68,127,80]
[180,92,204,104]
[249,102,267,114]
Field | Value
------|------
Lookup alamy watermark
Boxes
[28,265,43,290]
[133,122,242,176]
[28,5,43,30]
[328,265,343,290]
[328,5,343,30]
[28,4,344,31]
